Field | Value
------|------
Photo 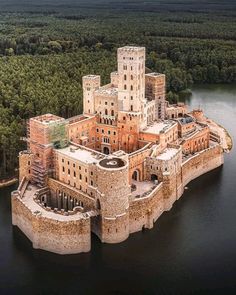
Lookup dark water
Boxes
[0,84,236,295]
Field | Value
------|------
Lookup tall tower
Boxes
[145,73,166,120]
[94,157,130,243]
[117,46,146,113]
[29,114,68,187]
[83,75,101,115]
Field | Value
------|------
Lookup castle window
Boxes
[91,180,94,186]
[96,128,99,132]
[108,130,110,135]
[79,166,81,170]
[131,105,133,111]
[62,167,65,172]
[87,100,90,103]
[123,116,126,121]
[68,161,70,165]
[74,171,76,177]
[28,161,30,165]
[80,174,82,180]
[114,131,116,135]
[111,102,114,106]
[68,169,70,175]
[124,85,127,90]
[85,177,88,183]
[73,163,75,168]
[91,171,93,176]
[105,101,108,105]
[68,180,70,185]
[111,110,114,116]
[102,129,104,133]
[105,109,108,115]
[28,170,30,174]
[131,85,133,91]
[62,158,64,163]
[131,96,133,100]
[131,75,133,80]
[124,74,127,81]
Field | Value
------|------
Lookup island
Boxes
[11,46,231,255]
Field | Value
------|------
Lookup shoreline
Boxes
[0,178,18,189]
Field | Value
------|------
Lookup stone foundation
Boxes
[12,192,91,255]
[12,144,224,255]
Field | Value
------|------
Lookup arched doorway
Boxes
[151,174,158,182]
[132,170,140,181]
[103,146,110,155]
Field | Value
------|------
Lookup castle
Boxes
[12,46,226,254]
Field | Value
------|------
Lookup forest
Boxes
[0,0,236,179]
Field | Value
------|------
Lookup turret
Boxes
[83,75,101,115]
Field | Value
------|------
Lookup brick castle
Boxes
[12,46,227,254]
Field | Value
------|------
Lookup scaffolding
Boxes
[48,121,68,149]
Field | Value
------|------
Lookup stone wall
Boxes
[129,144,224,234]
[19,151,34,182]
[182,144,224,187]
[129,183,164,233]
[12,192,91,255]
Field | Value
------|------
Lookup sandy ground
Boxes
[206,118,233,152]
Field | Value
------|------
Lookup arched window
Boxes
[124,84,127,90]
[105,109,108,115]
[131,85,133,91]
[111,110,114,116]
[131,75,133,80]
[124,74,127,81]
[131,105,133,111]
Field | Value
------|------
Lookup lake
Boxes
[0,84,236,295]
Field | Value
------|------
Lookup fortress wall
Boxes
[12,193,91,255]
[128,145,151,182]
[182,144,224,187]
[100,212,130,243]
[162,172,183,211]
[129,145,223,235]
[129,184,164,233]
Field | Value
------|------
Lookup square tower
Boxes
[145,73,166,120]
[83,75,101,115]
[117,46,146,113]
[29,114,68,186]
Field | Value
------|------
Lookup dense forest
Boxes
[0,0,236,179]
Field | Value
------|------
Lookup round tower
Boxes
[95,157,130,243]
